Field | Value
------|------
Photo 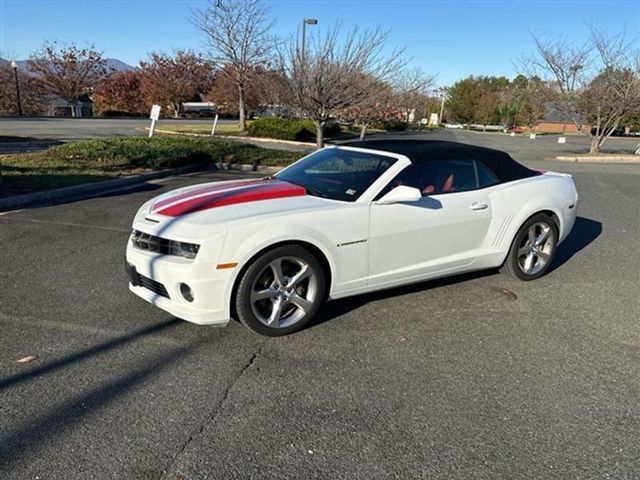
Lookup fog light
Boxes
[180,283,194,302]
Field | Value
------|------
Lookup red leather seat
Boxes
[442,174,455,192]
[422,185,435,194]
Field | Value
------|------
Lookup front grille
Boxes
[131,230,200,259]
[137,272,170,299]
[131,230,174,254]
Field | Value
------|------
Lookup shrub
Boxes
[324,122,342,137]
[370,119,407,131]
[46,136,302,169]
[100,110,145,117]
[247,117,314,141]
[247,117,343,141]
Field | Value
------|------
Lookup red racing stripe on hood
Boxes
[152,179,266,211]
[151,179,306,217]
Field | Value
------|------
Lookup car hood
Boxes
[133,178,342,241]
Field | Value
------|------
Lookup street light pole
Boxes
[438,87,447,126]
[10,60,22,116]
[301,18,318,62]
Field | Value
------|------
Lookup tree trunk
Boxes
[70,100,76,117]
[238,84,246,131]
[359,124,368,141]
[315,121,324,148]
[174,102,181,118]
[589,135,600,155]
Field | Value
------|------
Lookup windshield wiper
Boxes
[304,186,330,198]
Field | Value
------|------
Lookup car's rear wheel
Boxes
[235,245,326,336]
[501,213,558,281]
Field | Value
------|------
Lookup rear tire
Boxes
[501,213,558,281]
[235,245,326,336]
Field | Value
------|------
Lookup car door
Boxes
[368,159,493,288]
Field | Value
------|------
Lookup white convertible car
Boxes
[126,140,578,336]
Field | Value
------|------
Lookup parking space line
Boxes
[0,216,131,233]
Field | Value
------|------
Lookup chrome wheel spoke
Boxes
[268,259,286,286]
[523,251,535,272]
[534,225,550,246]
[527,225,536,244]
[536,250,551,263]
[287,264,311,287]
[289,293,313,314]
[251,288,276,303]
[518,246,529,257]
[268,297,283,326]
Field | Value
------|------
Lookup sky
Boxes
[0,0,638,87]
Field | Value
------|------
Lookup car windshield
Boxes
[275,148,396,202]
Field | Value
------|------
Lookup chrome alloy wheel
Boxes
[249,256,319,329]
[517,221,555,276]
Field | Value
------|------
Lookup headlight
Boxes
[131,230,200,259]
[170,241,200,259]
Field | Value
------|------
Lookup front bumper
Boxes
[125,242,234,326]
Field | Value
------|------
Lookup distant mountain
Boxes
[0,57,136,72]
[104,58,137,72]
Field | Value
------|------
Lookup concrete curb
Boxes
[0,165,202,212]
[147,127,316,148]
[556,155,640,163]
[0,162,286,213]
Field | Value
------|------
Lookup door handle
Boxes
[470,202,488,211]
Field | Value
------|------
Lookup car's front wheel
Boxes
[235,245,326,336]
[502,213,558,281]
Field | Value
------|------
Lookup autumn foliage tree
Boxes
[0,64,47,115]
[139,50,215,118]
[207,65,263,116]
[93,71,146,115]
[28,41,110,116]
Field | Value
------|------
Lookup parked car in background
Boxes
[443,122,465,129]
[590,126,625,137]
[503,124,527,134]
[126,140,578,336]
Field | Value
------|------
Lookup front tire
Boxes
[235,245,326,336]
[501,213,558,281]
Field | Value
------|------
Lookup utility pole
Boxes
[10,60,22,116]
[437,87,447,126]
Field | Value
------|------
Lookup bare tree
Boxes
[193,0,274,130]
[392,67,436,124]
[521,29,640,153]
[28,41,109,117]
[285,25,405,147]
[340,74,396,140]
[139,50,215,118]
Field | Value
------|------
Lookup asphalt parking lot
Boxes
[1,130,639,479]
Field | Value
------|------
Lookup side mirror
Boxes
[376,185,422,205]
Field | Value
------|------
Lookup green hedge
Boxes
[369,119,407,131]
[46,136,302,169]
[247,117,341,141]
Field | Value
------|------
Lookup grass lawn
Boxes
[160,123,246,136]
[159,122,385,140]
[0,136,305,198]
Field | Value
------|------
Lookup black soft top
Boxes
[339,139,539,183]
